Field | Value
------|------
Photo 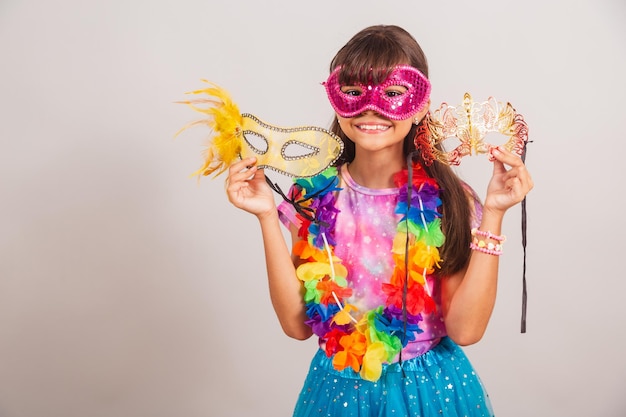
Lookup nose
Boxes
[359,109,382,117]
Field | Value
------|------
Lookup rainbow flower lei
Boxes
[289,163,445,381]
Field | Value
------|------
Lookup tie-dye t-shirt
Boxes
[278,164,481,360]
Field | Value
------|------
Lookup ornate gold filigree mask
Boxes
[415,93,529,166]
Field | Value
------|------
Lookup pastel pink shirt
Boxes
[278,164,481,360]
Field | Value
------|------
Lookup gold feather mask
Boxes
[176,81,344,179]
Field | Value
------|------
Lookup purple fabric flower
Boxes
[396,182,442,224]
[375,306,424,347]
[384,305,423,326]
[310,192,340,247]
[305,302,342,337]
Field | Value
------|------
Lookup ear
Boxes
[413,99,431,124]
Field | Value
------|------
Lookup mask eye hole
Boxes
[242,132,269,155]
[440,134,462,154]
[340,86,363,97]
[384,85,407,98]
[282,141,319,161]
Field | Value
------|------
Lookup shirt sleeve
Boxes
[461,181,483,229]
[276,184,303,231]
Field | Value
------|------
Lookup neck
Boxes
[347,152,406,188]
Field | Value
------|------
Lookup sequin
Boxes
[292,338,493,416]
[278,165,491,416]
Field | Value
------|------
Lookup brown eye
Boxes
[341,86,362,97]
[385,86,407,98]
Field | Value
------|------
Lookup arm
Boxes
[226,158,312,340]
[441,147,533,346]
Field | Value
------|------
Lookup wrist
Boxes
[476,207,504,239]
[256,208,279,224]
[481,204,506,221]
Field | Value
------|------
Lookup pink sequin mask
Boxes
[323,65,431,120]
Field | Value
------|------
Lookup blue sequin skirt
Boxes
[293,337,493,417]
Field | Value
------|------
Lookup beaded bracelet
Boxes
[472,237,503,251]
[470,241,503,256]
[471,228,506,242]
[470,228,505,255]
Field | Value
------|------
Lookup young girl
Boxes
[225,25,533,416]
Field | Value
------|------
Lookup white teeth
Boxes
[358,124,389,131]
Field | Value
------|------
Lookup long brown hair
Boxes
[328,25,474,276]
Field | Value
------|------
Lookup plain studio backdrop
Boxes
[1,1,625,416]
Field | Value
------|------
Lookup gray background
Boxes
[1,0,625,416]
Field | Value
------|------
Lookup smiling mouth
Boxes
[356,124,390,131]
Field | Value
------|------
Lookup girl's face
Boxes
[328,64,431,158]
[336,81,429,157]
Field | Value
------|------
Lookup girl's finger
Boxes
[490,146,524,168]
[492,158,507,176]
[228,157,257,175]
[505,165,533,190]
[228,158,258,183]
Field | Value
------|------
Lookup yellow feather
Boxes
[176,81,244,178]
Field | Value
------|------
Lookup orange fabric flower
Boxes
[317,279,352,305]
[332,332,367,372]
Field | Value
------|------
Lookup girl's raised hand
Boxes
[226,157,276,218]
[483,146,534,214]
